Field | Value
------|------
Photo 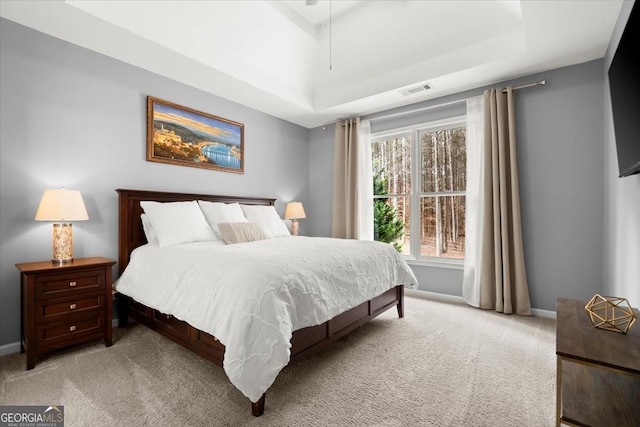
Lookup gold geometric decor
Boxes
[585,294,637,334]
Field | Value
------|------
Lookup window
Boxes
[371,116,467,263]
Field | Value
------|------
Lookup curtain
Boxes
[462,95,485,308]
[332,118,374,240]
[463,88,532,315]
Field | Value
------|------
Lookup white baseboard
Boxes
[531,308,556,319]
[0,341,21,356]
[406,288,465,305]
[406,288,556,318]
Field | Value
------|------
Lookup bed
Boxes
[114,188,417,416]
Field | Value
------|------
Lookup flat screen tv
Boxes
[608,1,640,177]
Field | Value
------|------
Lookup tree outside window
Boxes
[371,118,466,260]
[373,166,405,252]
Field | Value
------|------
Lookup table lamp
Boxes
[284,202,306,236]
[35,188,89,263]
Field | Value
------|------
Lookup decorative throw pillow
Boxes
[240,204,291,238]
[218,222,267,245]
[140,200,217,247]
[140,214,160,246]
[197,201,248,239]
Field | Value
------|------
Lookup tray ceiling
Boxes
[0,0,624,128]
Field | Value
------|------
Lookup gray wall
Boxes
[603,1,640,306]
[310,60,608,312]
[0,19,309,348]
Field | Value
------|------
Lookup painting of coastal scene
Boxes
[146,97,244,173]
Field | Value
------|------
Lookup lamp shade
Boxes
[284,202,306,220]
[35,189,89,221]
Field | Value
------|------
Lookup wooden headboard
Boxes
[116,189,276,275]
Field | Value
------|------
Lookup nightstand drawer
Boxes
[36,269,105,300]
[39,312,104,345]
[37,295,104,323]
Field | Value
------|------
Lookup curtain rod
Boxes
[335,79,547,127]
[503,79,546,93]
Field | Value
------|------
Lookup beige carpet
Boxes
[0,296,557,426]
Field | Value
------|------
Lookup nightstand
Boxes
[556,298,640,426]
[16,256,116,370]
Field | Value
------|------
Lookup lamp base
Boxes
[52,223,74,263]
[290,220,299,236]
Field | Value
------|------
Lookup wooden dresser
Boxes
[556,298,640,427]
[16,257,116,370]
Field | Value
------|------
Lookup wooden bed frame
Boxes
[115,188,404,416]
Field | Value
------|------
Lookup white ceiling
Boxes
[0,0,624,129]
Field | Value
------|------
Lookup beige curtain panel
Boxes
[332,118,373,240]
[464,88,532,315]
[480,87,531,315]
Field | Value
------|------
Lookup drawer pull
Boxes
[69,281,77,287]
[69,325,76,332]
[70,304,77,310]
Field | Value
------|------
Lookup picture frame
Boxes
[146,96,244,174]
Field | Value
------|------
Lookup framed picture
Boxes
[146,96,244,174]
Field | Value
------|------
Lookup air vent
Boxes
[400,84,432,96]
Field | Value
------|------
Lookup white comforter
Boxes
[114,236,417,402]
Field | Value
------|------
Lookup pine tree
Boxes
[373,170,405,252]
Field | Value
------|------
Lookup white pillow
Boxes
[140,214,159,246]
[240,204,291,238]
[140,200,217,247]
[197,201,248,239]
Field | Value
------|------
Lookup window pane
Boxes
[372,136,411,196]
[420,195,466,259]
[420,128,466,193]
[371,119,466,261]
[374,196,410,255]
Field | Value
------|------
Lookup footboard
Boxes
[117,284,404,416]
